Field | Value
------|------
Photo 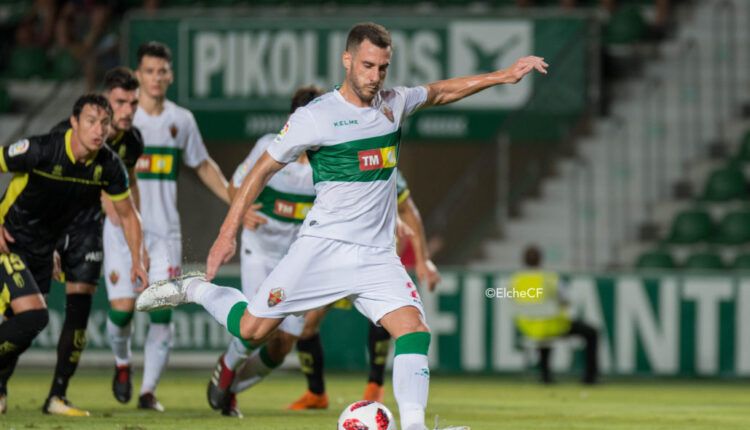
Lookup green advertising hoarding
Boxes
[30,271,750,377]
[124,12,588,141]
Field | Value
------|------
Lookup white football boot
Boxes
[136,271,206,312]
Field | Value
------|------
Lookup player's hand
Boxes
[52,250,63,282]
[0,225,15,254]
[131,261,149,293]
[504,56,548,84]
[416,259,441,292]
[242,203,268,231]
[206,233,236,281]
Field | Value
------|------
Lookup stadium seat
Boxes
[736,130,750,162]
[635,249,676,269]
[49,50,79,80]
[667,208,715,244]
[715,210,750,245]
[603,4,647,45]
[8,46,47,79]
[683,250,725,270]
[731,253,750,270]
[701,164,747,202]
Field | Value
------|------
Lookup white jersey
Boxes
[234,133,315,261]
[133,100,209,240]
[267,87,427,249]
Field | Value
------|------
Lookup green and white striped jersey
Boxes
[267,86,427,249]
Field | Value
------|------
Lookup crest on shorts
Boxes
[267,288,285,307]
[381,105,394,122]
[109,270,119,285]
[169,124,178,138]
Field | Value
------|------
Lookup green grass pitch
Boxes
[1,369,748,429]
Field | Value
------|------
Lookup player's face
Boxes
[344,40,391,103]
[72,104,111,152]
[106,87,139,132]
[136,55,173,99]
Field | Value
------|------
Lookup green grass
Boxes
[1,369,749,429]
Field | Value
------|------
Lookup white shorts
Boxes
[103,218,182,301]
[247,236,425,326]
[240,243,304,337]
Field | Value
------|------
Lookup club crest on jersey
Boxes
[8,139,29,157]
[93,165,102,182]
[358,146,397,171]
[268,288,285,307]
[169,124,178,138]
[381,105,394,122]
[274,121,290,144]
[109,271,119,285]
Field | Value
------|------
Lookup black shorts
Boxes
[0,251,43,317]
[55,221,103,285]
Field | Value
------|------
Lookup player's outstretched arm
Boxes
[423,56,548,107]
[196,158,231,204]
[206,152,285,280]
[112,196,149,288]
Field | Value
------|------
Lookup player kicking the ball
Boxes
[137,22,546,430]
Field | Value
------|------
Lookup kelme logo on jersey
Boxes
[273,199,312,221]
[136,147,181,181]
[358,146,397,171]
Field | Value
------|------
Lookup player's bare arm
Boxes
[0,224,15,254]
[207,151,285,280]
[196,158,231,204]
[228,183,267,231]
[423,55,548,107]
[398,196,441,292]
[112,196,149,287]
[102,166,140,227]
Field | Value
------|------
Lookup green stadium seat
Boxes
[635,249,676,269]
[683,250,725,270]
[701,164,747,202]
[603,5,647,45]
[8,46,47,79]
[668,208,715,244]
[49,50,79,80]
[732,253,750,270]
[715,210,750,245]
[736,130,750,162]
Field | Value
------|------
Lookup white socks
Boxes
[224,337,250,370]
[186,279,248,328]
[230,346,275,394]
[393,353,430,430]
[140,323,173,395]
[106,317,132,366]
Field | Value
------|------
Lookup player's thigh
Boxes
[58,221,103,287]
[352,246,427,332]
[103,219,136,301]
[240,247,275,300]
[247,236,356,320]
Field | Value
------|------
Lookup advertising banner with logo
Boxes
[124,13,588,141]
[29,271,750,377]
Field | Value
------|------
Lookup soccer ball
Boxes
[337,400,395,430]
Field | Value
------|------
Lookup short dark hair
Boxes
[73,94,113,119]
[523,245,542,268]
[103,67,139,92]
[290,85,325,113]
[346,22,391,52]
[137,41,172,66]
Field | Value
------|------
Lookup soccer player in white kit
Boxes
[206,85,323,418]
[105,41,230,412]
[138,23,547,430]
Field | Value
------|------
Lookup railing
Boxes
[712,0,738,142]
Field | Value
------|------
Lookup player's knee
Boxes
[273,332,297,357]
[16,309,49,339]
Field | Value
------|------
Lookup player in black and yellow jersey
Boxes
[45,68,144,415]
[0,94,148,416]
